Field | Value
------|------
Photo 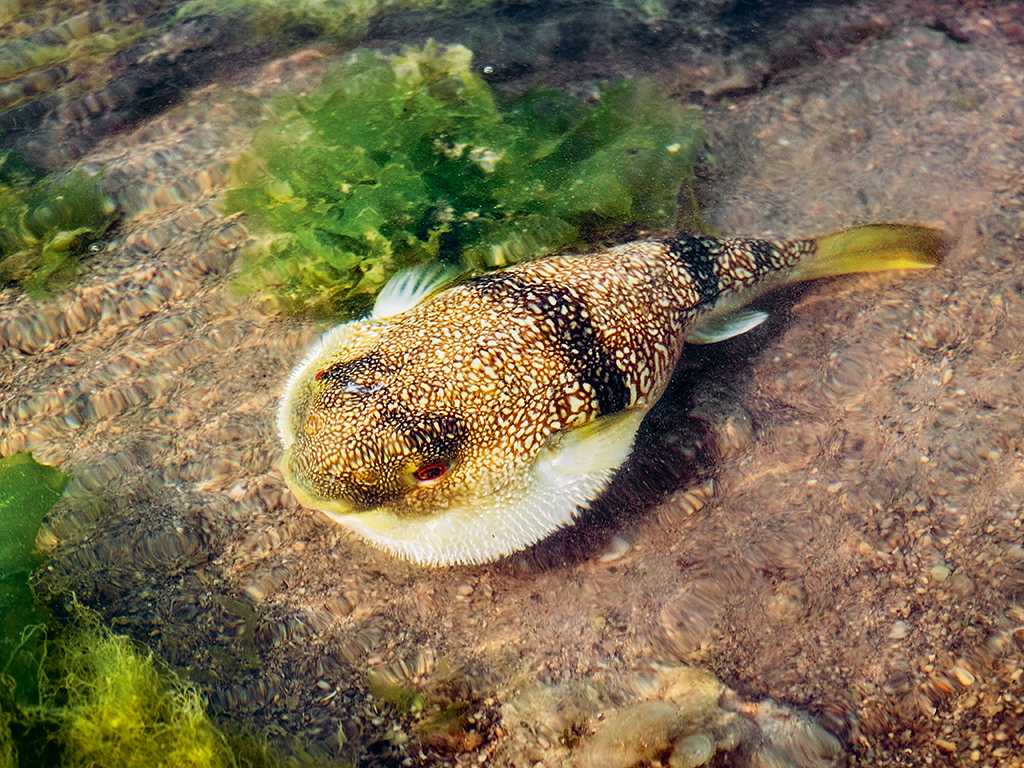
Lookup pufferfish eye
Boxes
[412,462,448,483]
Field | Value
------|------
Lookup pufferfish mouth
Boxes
[279,448,357,516]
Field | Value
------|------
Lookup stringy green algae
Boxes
[37,619,237,768]
[0,454,335,768]
[0,154,116,295]
[4,612,321,768]
[226,41,703,317]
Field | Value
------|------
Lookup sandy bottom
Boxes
[1,3,1022,767]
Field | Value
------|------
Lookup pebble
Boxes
[669,733,715,768]
[598,536,631,563]
[948,573,974,596]
[888,621,910,640]
[456,583,474,597]
[935,738,957,753]
[578,702,684,768]
[325,595,353,618]
[242,582,268,603]
[951,666,975,687]
[929,563,951,582]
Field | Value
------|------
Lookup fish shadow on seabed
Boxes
[499,283,813,575]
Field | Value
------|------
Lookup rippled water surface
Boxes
[2,1,1023,766]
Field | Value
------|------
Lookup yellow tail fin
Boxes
[793,224,949,282]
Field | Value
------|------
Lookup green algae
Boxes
[3,607,319,768]
[44,616,241,768]
[0,6,146,83]
[0,22,146,83]
[365,663,483,754]
[0,154,116,295]
[613,0,670,24]
[0,452,66,768]
[0,41,67,80]
[45,613,348,767]
[226,41,703,317]
[176,0,492,44]
[366,671,425,714]
[0,453,67,708]
[0,454,337,767]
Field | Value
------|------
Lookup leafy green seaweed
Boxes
[225,41,703,316]
[0,154,117,295]
[0,453,67,707]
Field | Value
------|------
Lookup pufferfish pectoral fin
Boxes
[686,309,769,345]
[372,262,463,318]
[534,408,649,486]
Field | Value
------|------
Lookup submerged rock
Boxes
[579,701,686,768]
[502,665,844,768]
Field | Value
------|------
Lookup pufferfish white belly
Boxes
[277,224,948,566]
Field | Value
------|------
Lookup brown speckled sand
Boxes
[2,2,1023,766]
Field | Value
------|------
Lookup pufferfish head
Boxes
[277,320,478,519]
[275,304,636,567]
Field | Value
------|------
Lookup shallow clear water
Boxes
[2,1,1023,767]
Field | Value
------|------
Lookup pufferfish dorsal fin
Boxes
[372,262,462,319]
[686,308,769,345]
[534,408,648,485]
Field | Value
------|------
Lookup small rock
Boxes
[655,667,726,717]
[669,732,715,768]
[935,738,957,753]
[598,536,631,563]
[243,583,267,603]
[748,699,844,765]
[929,563,951,582]
[578,702,684,768]
[764,584,806,624]
[325,595,353,617]
[951,666,975,687]
[889,621,910,640]
[949,573,974,596]
[456,583,474,597]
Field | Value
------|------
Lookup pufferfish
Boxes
[278,224,947,566]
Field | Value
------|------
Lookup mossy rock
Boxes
[0,154,116,294]
[175,0,495,44]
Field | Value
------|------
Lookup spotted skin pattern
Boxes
[282,234,814,531]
